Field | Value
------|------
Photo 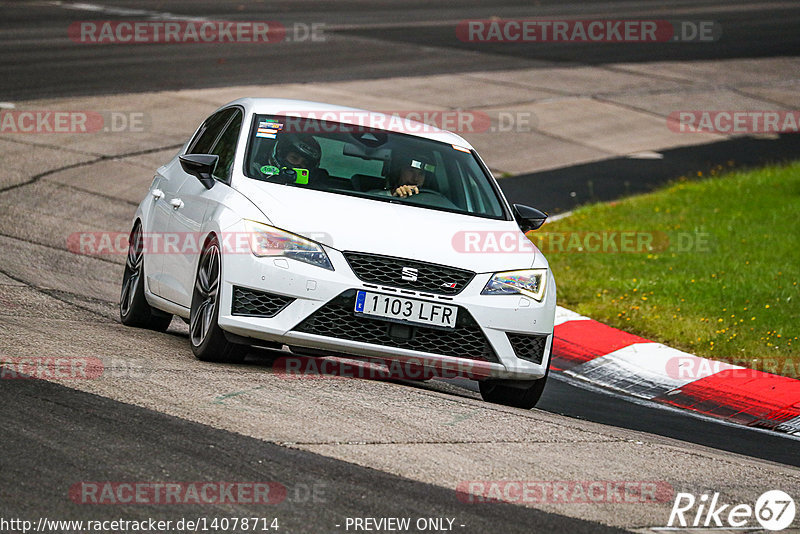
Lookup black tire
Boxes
[190,237,247,363]
[479,351,551,409]
[119,222,172,331]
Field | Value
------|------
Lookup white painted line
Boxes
[626,151,664,159]
[776,415,800,435]
[45,1,208,21]
[554,305,590,326]
[547,210,573,222]
[564,342,743,400]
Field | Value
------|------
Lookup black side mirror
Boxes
[513,204,548,232]
[179,154,218,190]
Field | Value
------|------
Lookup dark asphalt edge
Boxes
[498,133,800,214]
[542,373,800,468]
[431,374,800,467]
[0,376,627,534]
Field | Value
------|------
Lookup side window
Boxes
[458,161,501,216]
[430,151,449,196]
[188,108,237,154]
[209,110,243,182]
[463,172,486,213]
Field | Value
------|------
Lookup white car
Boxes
[120,98,556,408]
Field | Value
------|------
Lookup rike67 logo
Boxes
[664,490,796,531]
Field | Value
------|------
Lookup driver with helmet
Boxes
[255,133,330,186]
[270,133,322,172]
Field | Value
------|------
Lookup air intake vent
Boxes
[232,286,294,318]
[506,333,548,364]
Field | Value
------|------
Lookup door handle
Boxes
[151,188,164,200]
[170,198,184,209]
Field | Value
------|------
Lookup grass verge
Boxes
[538,161,799,378]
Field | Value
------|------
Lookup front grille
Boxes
[232,286,294,317]
[343,252,475,295]
[507,333,548,364]
[293,290,498,362]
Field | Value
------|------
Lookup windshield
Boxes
[243,114,507,219]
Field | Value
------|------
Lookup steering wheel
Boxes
[413,189,447,198]
[404,189,458,209]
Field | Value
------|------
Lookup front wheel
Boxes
[190,237,247,363]
[479,355,551,409]
[119,222,172,331]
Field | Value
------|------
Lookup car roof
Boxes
[221,97,475,148]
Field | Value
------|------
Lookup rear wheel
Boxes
[190,238,247,363]
[119,222,172,331]
[479,352,551,409]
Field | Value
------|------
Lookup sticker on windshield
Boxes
[257,120,283,138]
[294,168,309,184]
[260,165,280,175]
[452,144,471,153]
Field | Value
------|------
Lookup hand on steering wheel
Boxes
[392,185,420,198]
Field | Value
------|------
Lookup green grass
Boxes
[538,161,800,378]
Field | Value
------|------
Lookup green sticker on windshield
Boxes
[260,165,280,176]
[293,168,309,185]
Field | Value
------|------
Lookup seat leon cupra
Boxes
[120,98,556,408]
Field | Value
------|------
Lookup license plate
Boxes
[354,291,457,329]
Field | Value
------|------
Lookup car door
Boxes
[145,162,185,296]
[160,108,244,307]
[156,107,239,305]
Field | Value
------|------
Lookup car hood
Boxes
[237,180,539,273]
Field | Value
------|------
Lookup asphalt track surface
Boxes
[2,1,800,532]
[1,0,799,100]
[0,377,624,534]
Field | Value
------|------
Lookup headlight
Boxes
[481,269,547,301]
[245,220,334,271]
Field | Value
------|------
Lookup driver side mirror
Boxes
[513,204,548,232]
[179,154,218,190]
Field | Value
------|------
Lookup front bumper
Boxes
[216,247,556,381]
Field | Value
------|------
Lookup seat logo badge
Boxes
[401,267,419,281]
